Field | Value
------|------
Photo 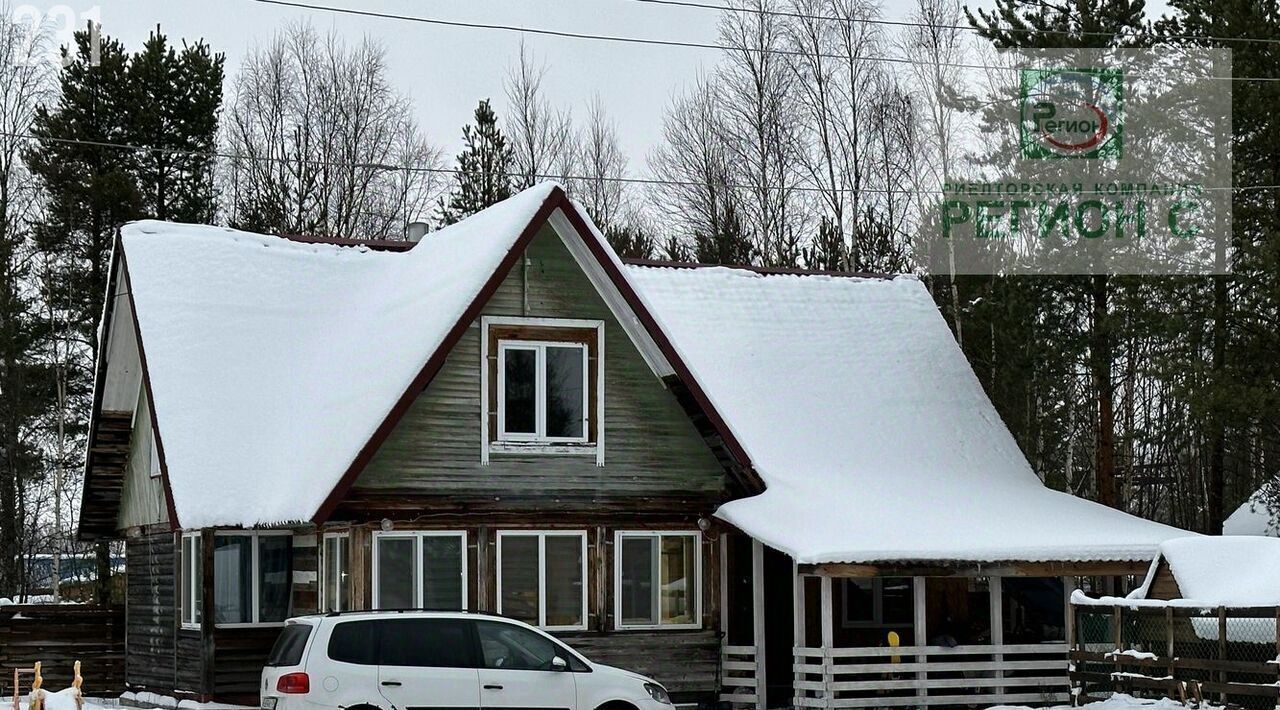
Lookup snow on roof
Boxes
[1224,486,1278,536]
[122,183,559,528]
[1158,536,1280,606]
[624,265,1192,564]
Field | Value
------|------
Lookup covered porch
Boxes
[719,536,1148,710]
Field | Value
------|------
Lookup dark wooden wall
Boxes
[0,605,125,695]
[561,630,720,700]
[125,530,183,694]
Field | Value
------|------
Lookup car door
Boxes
[376,618,482,710]
[474,620,577,710]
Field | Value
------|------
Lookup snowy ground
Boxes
[16,690,251,710]
[990,693,1221,710]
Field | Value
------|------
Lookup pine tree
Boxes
[440,99,515,224]
[127,26,224,222]
[694,199,755,266]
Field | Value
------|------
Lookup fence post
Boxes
[1112,606,1124,696]
[1273,607,1279,710]
[1217,606,1228,705]
[1166,606,1175,697]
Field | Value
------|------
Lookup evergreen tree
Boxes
[694,199,755,266]
[439,99,515,224]
[604,224,656,260]
[127,26,224,222]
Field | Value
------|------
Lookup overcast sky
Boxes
[68,0,1168,170]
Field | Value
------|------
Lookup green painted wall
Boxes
[117,387,169,529]
[355,225,727,498]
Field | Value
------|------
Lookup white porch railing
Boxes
[721,644,760,708]
[793,642,1071,708]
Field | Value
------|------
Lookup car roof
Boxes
[290,609,523,624]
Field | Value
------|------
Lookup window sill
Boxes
[613,623,704,632]
[214,622,287,629]
[489,441,598,456]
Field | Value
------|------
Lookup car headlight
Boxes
[644,682,672,705]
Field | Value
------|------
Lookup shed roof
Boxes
[1224,485,1278,536]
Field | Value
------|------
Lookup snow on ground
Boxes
[122,183,560,528]
[626,264,1191,564]
[989,694,1222,710]
[16,691,251,710]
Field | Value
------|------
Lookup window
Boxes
[379,618,476,668]
[321,533,350,613]
[328,620,378,665]
[615,531,701,629]
[476,620,584,672]
[213,531,292,626]
[498,342,588,441]
[179,532,202,628]
[497,531,587,630]
[481,318,603,463]
[266,623,313,666]
[840,578,915,629]
[372,531,467,611]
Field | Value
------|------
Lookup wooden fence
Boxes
[1070,603,1280,709]
[0,605,124,697]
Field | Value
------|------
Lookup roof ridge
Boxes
[621,257,901,280]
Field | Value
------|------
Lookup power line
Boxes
[9,129,1271,196]
[252,0,1276,82]
[621,0,1280,48]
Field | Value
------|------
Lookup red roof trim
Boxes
[312,186,763,523]
[119,244,182,530]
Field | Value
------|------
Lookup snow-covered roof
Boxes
[1224,486,1278,536]
[1158,536,1280,606]
[122,183,560,528]
[625,265,1191,564]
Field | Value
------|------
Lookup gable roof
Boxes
[625,264,1191,564]
[111,183,755,529]
[100,183,1190,564]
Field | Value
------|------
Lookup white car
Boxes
[260,611,675,710]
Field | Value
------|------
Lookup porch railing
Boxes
[721,644,760,708]
[793,642,1070,708]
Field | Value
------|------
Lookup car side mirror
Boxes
[551,656,568,672]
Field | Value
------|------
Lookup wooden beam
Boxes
[751,540,766,710]
[804,559,1151,578]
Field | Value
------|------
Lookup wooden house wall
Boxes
[353,224,726,504]
[117,388,168,530]
[1145,558,1184,600]
[124,530,185,693]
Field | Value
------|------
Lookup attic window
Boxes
[482,317,603,463]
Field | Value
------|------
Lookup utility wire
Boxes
[253,0,1274,82]
[621,0,1280,48]
[8,129,1269,195]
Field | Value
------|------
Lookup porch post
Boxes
[820,575,834,710]
[792,560,802,710]
[914,577,927,704]
[990,576,1005,702]
[752,539,767,710]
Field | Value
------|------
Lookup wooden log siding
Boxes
[124,530,180,694]
[212,627,283,704]
[352,225,730,504]
[0,605,125,695]
[560,630,720,700]
[80,411,134,540]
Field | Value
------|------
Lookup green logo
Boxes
[1020,68,1123,160]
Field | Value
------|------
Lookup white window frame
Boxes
[480,316,605,465]
[179,531,201,629]
[320,531,350,613]
[496,530,589,632]
[613,531,703,631]
[212,530,292,628]
[496,340,590,444]
[371,531,468,611]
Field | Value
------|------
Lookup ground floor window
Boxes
[372,531,466,610]
[179,532,202,628]
[1002,577,1066,643]
[322,532,351,613]
[835,577,915,647]
[497,531,586,630]
[615,531,700,629]
[213,531,292,626]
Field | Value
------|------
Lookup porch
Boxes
[720,538,1145,710]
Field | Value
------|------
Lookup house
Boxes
[78,182,1191,708]
[1224,484,1278,536]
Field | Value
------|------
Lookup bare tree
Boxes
[504,41,576,188]
[716,0,809,266]
[573,96,630,231]
[224,23,445,239]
